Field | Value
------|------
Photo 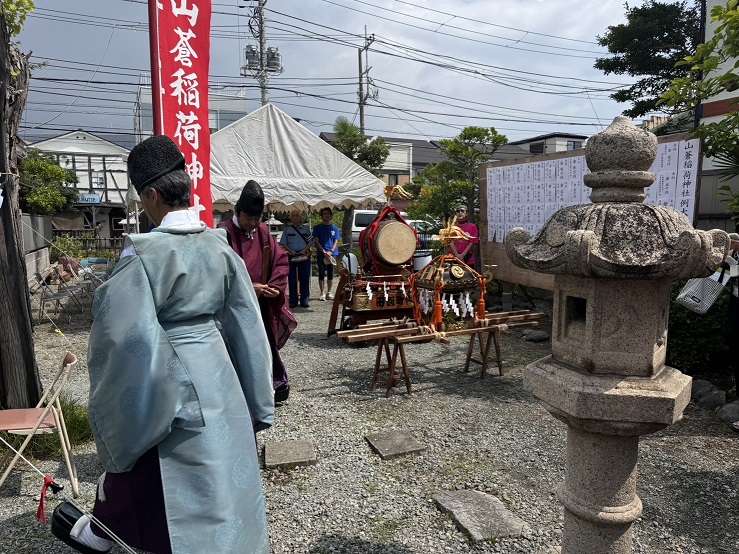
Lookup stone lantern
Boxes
[505,116,730,554]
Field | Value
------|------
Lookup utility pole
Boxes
[240,0,282,107]
[258,0,267,106]
[357,28,374,134]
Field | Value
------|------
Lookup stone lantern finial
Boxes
[583,115,657,203]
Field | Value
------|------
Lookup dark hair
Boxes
[320,207,332,217]
[140,169,191,208]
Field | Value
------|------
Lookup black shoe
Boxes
[51,502,111,554]
[274,384,290,403]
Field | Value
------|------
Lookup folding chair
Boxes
[0,352,80,497]
[83,270,105,291]
[52,266,89,304]
[34,273,76,323]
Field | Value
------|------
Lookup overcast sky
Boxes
[18,0,655,147]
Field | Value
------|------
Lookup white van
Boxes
[350,209,408,246]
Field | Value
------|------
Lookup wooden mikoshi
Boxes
[410,253,487,331]
[327,206,418,337]
[334,214,546,395]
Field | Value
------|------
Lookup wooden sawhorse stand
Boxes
[464,327,503,377]
[372,336,412,398]
[341,311,544,397]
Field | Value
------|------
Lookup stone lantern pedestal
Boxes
[505,117,730,554]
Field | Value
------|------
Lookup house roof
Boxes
[29,130,133,153]
[320,132,445,165]
[319,132,531,166]
[508,132,588,145]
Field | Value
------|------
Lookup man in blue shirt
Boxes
[280,209,313,308]
[313,207,341,301]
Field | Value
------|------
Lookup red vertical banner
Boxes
[149,0,214,227]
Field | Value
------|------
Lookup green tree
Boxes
[595,1,701,118]
[434,126,506,223]
[406,162,471,223]
[331,116,389,175]
[661,1,739,224]
[1,0,41,409]
[329,116,390,246]
[19,149,79,215]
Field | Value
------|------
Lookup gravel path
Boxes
[2,277,738,553]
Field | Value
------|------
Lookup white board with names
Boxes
[485,138,700,243]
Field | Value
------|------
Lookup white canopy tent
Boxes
[210,104,386,213]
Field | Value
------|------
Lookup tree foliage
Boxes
[409,126,506,224]
[406,162,471,223]
[330,116,390,247]
[1,0,34,37]
[595,1,701,118]
[331,116,389,176]
[661,1,739,226]
[19,149,79,215]
[662,0,739,159]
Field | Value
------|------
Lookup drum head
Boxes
[373,221,416,265]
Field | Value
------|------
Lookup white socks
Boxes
[73,518,114,552]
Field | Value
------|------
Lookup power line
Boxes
[318,0,606,56]
[341,0,600,45]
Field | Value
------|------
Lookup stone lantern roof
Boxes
[506,117,729,280]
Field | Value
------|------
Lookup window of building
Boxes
[567,140,582,150]
[209,109,219,133]
[388,174,399,186]
[91,171,106,188]
[529,142,544,155]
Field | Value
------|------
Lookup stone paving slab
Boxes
[264,440,317,469]
[434,489,531,543]
[365,429,426,460]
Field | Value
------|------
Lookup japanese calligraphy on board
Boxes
[151,0,214,227]
[485,136,700,243]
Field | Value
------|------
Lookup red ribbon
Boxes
[36,475,53,523]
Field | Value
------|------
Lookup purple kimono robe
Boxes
[219,220,297,388]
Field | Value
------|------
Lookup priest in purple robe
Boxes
[219,180,297,403]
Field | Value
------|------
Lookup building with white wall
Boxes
[30,131,130,236]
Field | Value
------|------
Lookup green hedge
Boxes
[666,280,731,375]
[49,235,116,264]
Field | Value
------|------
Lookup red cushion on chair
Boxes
[0,408,56,433]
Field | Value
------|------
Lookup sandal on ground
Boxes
[51,502,111,554]
[275,384,290,403]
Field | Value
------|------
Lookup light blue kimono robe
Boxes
[87,217,274,553]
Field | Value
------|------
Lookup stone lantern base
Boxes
[524,356,691,554]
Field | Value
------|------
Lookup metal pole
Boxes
[259,0,268,106]
[358,48,364,134]
[147,0,163,135]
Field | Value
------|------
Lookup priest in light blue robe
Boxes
[51,136,274,554]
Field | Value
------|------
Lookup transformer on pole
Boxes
[240,0,283,106]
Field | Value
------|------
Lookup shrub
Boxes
[666,280,731,375]
[49,235,118,263]
[49,235,85,263]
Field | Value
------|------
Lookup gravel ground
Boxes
[1,277,738,554]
